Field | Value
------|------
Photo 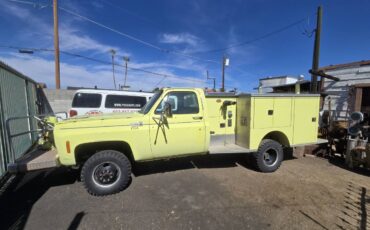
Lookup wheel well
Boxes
[262,131,290,147]
[75,141,134,165]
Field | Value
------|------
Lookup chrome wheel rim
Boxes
[92,162,121,188]
[263,148,278,166]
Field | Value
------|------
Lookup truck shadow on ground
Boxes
[0,151,295,229]
[133,151,295,176]
[0,168,78,230]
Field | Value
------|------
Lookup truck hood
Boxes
[66,112,142,122]
[55,112,146,129]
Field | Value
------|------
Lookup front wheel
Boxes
[253,139,283,173]
[81,150,131,196]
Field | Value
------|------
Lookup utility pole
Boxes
[110,49,117,89]
[123,56,130,89]
[206,70,216,90]
[221,55,229,92]
[311,6,322,93]
[53,0,61,89]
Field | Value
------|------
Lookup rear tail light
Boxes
[69,109,77,117]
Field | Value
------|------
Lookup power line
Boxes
[8,0,48,8]
[58,6,165,52]
[98,0,162,29]
[0,45,207,84]
[8,0,217,64]
[188,16,312,54]
[58,6,219,64]
[155,76,167,87]
[92,1,218,64]
[8,0,313,67]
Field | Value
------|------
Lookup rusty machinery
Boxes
[346,111,370,168]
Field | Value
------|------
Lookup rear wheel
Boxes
[253,139,283,172]
[81,150,131,196]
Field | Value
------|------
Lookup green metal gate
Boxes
[0,61,49,178]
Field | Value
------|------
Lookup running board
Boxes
[209,143,255,154]
[7,149,58,173]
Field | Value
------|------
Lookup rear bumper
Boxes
[7,149,59,174]
[290,138,328,147]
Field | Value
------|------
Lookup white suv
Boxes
[69,89,153,117]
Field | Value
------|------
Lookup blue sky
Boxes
[0,0,369,92]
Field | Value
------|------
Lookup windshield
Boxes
[139,90,163,114]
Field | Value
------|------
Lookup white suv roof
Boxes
[75,89,153,96]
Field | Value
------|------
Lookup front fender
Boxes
[54,124,152,166]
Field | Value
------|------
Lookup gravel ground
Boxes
[1,154,370,230]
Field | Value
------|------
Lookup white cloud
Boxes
[2,2,126,55]
[159,33,201,47]
[59,26,122,54]
[91,1,104,9]
[0,54,208,90]
[1,2,213,90]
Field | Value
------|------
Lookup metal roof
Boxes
[253,80,310,89]
[319,60,370,72]
[259,75,297,81]
[271,80,311,88]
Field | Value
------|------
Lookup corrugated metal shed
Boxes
[0,60,44,178]
[320,60,370,121]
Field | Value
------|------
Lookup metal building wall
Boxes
[0,98,5,176]
[0,61,41,178]
[322,65,370,121]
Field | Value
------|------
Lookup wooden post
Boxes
[311,6,322,93]
[53,0,61,89]
[221,56,225,92]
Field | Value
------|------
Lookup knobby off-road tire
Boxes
[253,139,283,173]
[81,150,131,196]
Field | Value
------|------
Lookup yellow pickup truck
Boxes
[8,88,323,196]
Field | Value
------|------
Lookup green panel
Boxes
[0,68,32,164]
[0,62,41,178]
[27,82,38,142]
[0,91,5,177]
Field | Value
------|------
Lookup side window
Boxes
[105,95,147,109]
[72,93,102,108]
[156,95,178,113]
[155,92,199,114]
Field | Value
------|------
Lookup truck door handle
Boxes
[193,116,203,120]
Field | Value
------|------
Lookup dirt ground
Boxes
[1,154,370,230]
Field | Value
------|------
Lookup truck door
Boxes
[149,91,206,158]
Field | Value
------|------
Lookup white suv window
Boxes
[72,93,102,108]
[105,95,147,109]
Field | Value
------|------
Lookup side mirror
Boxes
[163,102,173,118]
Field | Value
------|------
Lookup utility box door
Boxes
[253,98,273,129]
[293,98,319,144]
[273,98,292,127]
